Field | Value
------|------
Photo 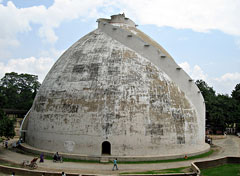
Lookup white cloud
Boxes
[1,0,240,47]
[39,48,64,59]
[0,0,239,94]
[0,1,32,51]
[118,0,240,36]
[213,73,240,94]
[179,62,207,81]
[0,57,55,82]
[0,0,109,45]
[215,72,240,82]
[179,62,240,95]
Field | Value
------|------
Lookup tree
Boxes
[232,83,240,103]
[195,80,220,132]
[0,72,40,138]
[196,80,240,134]
[231,83,240,132]
[195,80,216,100]
[0,109,15,138]
[0,72,41,110]
[213,94,236,131]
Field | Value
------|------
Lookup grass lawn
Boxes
[201,163,240,176]
[121,166,189,174]
[45,149,214,164]
[117,149,214,164]
[16,148,214,164]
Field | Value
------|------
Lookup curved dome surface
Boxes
[23,14,208,159]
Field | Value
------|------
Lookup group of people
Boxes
[2,136,121,174]
[2,138,24,149]
[38,151,63,163]
[9,150,119,175]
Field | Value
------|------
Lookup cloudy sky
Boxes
[0,0,239,95]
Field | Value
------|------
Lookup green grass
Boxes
[44,155,99,163]
[45,149,214,164]
[121,166,189,174]
[14,147,214,164]
[201,163,240,176]
[117,149,214,164]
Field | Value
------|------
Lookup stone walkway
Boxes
[0,135,239,175]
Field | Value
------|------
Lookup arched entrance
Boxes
[102,141,111,155]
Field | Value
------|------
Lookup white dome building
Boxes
[21,14,209,161]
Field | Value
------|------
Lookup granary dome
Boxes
[21,14,209,160]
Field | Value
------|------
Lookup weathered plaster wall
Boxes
[97,19,205,144]
[25,27,207,156]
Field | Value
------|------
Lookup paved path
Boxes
[0,135,240,175]
[213,135,240,157]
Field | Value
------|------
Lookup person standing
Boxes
[5,139,8,149]
[112,158,118,170]
[40,153,44,162]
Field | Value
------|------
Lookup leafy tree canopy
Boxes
[195,80,216,100]
[0,72,41,110]
[196,80,240,133]
[232,83,240,103]
[0,109,15,138]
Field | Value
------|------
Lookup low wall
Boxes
[123,174,196,176]
[0,165,81,176]
[191,157,240,176]
[19,143,210,162]
[207,135,226,140]
[0,164,197,176]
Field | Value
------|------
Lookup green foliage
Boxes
[0,109,15,138]
[232,83,240,103]
[0,72,40,138]
[196,80,240,133]
[195,80,216,99]
[231,84,240,131]
[201,163,240,176]
[0,72,41,110]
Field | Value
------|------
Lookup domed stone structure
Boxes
[21,14,209,160]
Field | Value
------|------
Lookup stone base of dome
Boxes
[19,143,210,162]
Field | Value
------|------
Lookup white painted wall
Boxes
[24,15,208,159]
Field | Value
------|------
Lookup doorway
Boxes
[102,141,111,155]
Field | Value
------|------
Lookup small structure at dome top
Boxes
[20,14,209,161]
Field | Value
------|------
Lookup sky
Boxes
[0,0,239,95]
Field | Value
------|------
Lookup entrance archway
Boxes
[102,141,111,155]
